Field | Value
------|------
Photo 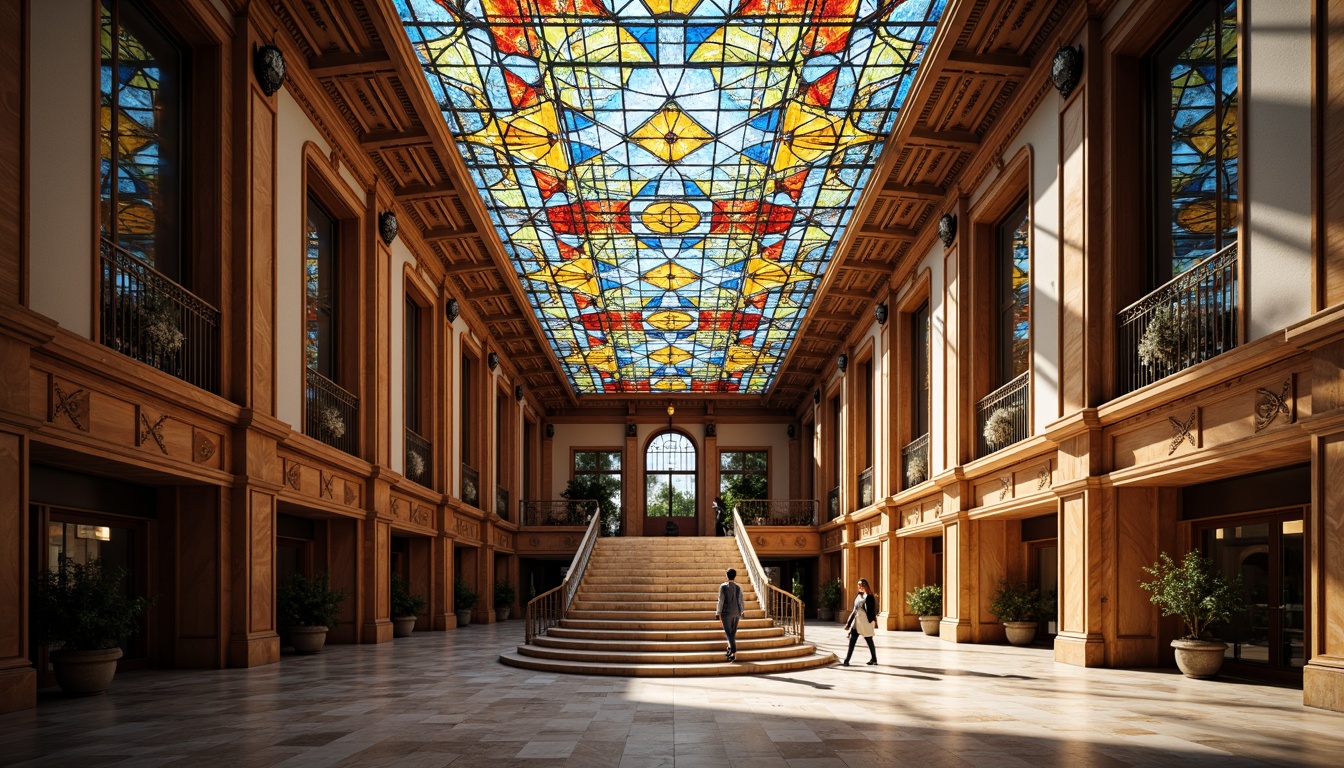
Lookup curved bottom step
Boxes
[498,649,838,677]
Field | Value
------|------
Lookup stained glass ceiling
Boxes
[397,0,945,395]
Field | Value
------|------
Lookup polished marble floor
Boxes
[2,623,1342,767]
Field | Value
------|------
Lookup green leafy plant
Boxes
[819,578,843,611]
[390,573,426,619]
[791,572,805,603]
[32,557,154,652]
[562,473,622,532]
[988,580,1044,623]
[1139,550,1247,640]
[277,572,346,629]
[906,584,943,616]
[454,580,478,611]
[1138,306,1181,370]
[493,581,516,611]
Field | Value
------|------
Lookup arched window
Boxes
[645,432,697,517]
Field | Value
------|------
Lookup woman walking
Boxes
[843,578,878,666]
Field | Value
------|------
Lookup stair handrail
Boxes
[731,506,804,641]
[524,502,604,643]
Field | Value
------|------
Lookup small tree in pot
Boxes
[454,581,478,627]
[494,582,516,621]
[277,572,346,654]
[1139,550,1247,678]
[988,581,1045,646]
[906,584,943,636]
[818,579,843,622]
[390,573,426,638]
[32,557,154,695]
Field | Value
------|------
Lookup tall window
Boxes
[646,433,696,517]
[305,197,337,379]
[460,353,473,467]
[911,301,930,439]
[573,450,622,516]
[100,0,185,281]
[997,199,1031,385]
[1154,0,1238,280]
[719,451,768,513]
[405,299,420,434]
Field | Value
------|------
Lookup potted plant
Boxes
[390,573,426,638]
[277,572,346,654]
[32,557,153,695]
[454,581,478,627]
[906,584,943,636]
[791,572,806,606]
[988,580,1044,646]
[818,578,843,622]
[494,582,516,621]
[1139,550,1247,678]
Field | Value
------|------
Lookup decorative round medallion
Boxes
[1050,45,1083,99]
[874,302,888,325]
[253,44,286,97]
[445,298,460,322]
[378,211,398,245]
[938,213,957,247]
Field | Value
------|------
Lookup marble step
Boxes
[565,608,767,621]
[514,642,824,666]
[556,616,776,631]
[544,626,785,642]
[498,650,837,677]
[531,634,797,653]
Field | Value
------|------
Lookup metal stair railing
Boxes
[731,506,804,641]
[524,501,603,643]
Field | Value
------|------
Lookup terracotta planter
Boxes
[1171,638,1228,678]
[51,647,123,695]
[496,606,511,621]
[290,625,329,654]
[455,609,472,627]
[392,616,417,638]
[817,607,834,622]
[918,616,942,636]
[1003,621,1037,646]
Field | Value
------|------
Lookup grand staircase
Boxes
[498,537,836,676]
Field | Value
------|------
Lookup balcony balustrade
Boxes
[976,371,1030,457]
[404,428,431,486]
[100,238,220,393]
[902,433,930,488]
[735,499,818,526]
[305,368,359,455]
[1118,244,1239,395]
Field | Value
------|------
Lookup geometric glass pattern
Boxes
[100,0,182,278]
[998,200,1029,384]
[1167,0,1238,277]
[397,0,945,394]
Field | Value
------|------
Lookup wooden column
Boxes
[938,512,974,642]
[624,423,639,536]
[226,422,283,667]
[1307,427,1344,711]
[432,522,458,629]
[702,416,718,537]
[361,510,392,643]
[0,309,56,713]
[1053,483,1110,667]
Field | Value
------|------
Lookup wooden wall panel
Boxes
[0,0,21,305]
[1060,493,1085,634]
[1321,0,1344,308]
[1061,95,1086,414]
[176,485,221,667]
[249,93,276,415]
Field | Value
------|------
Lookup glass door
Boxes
[1197,508,1306,681]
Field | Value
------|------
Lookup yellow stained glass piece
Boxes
[652,377,688,391]
[474,102,571,175]
[724,344,775,372]
[643,261,699,291]
[650,345,693,366]
[530,257,601,298]
[641,0,703,15]
[641,201,701,234]
[647,310,694,331]
[630,105,714,163]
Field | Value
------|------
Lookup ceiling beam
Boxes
[826,287,878,300]
[858,224,918,240]
[307,50,396,78]
[442,261,497,275]
[908,127,981,150]
[943,50,1032,78]
[395,181,460,201]
[464,287,515,300]
[881,181,946,199]
[836,260,897,275]
[423,226,479,242]
[360,127,431,151]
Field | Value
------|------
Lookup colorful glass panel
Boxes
[398,0,944,394]
[1167,0,1238,276]
[998,200,1029,383]
[100,0,182,278]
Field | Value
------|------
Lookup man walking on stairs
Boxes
[717,568,745,662]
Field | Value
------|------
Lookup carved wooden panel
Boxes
[749,529,821,556]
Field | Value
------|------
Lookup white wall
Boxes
[715,422,791,499]
[29,0,94,337]
[1245,0,1312,340]
[549,422,627,498]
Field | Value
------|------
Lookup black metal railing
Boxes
[1118,244,1239,395]
[461,464,480,508]
[496,486,509,520]
[736,499,818,526]
[100,238,220,393]
[976,371,1030,457]
[857,466,874,509]
[305,368,358,455]
[520,499,600,526]
[827,486,840,521]
[902,433,930,489]
[405,428,432,486]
